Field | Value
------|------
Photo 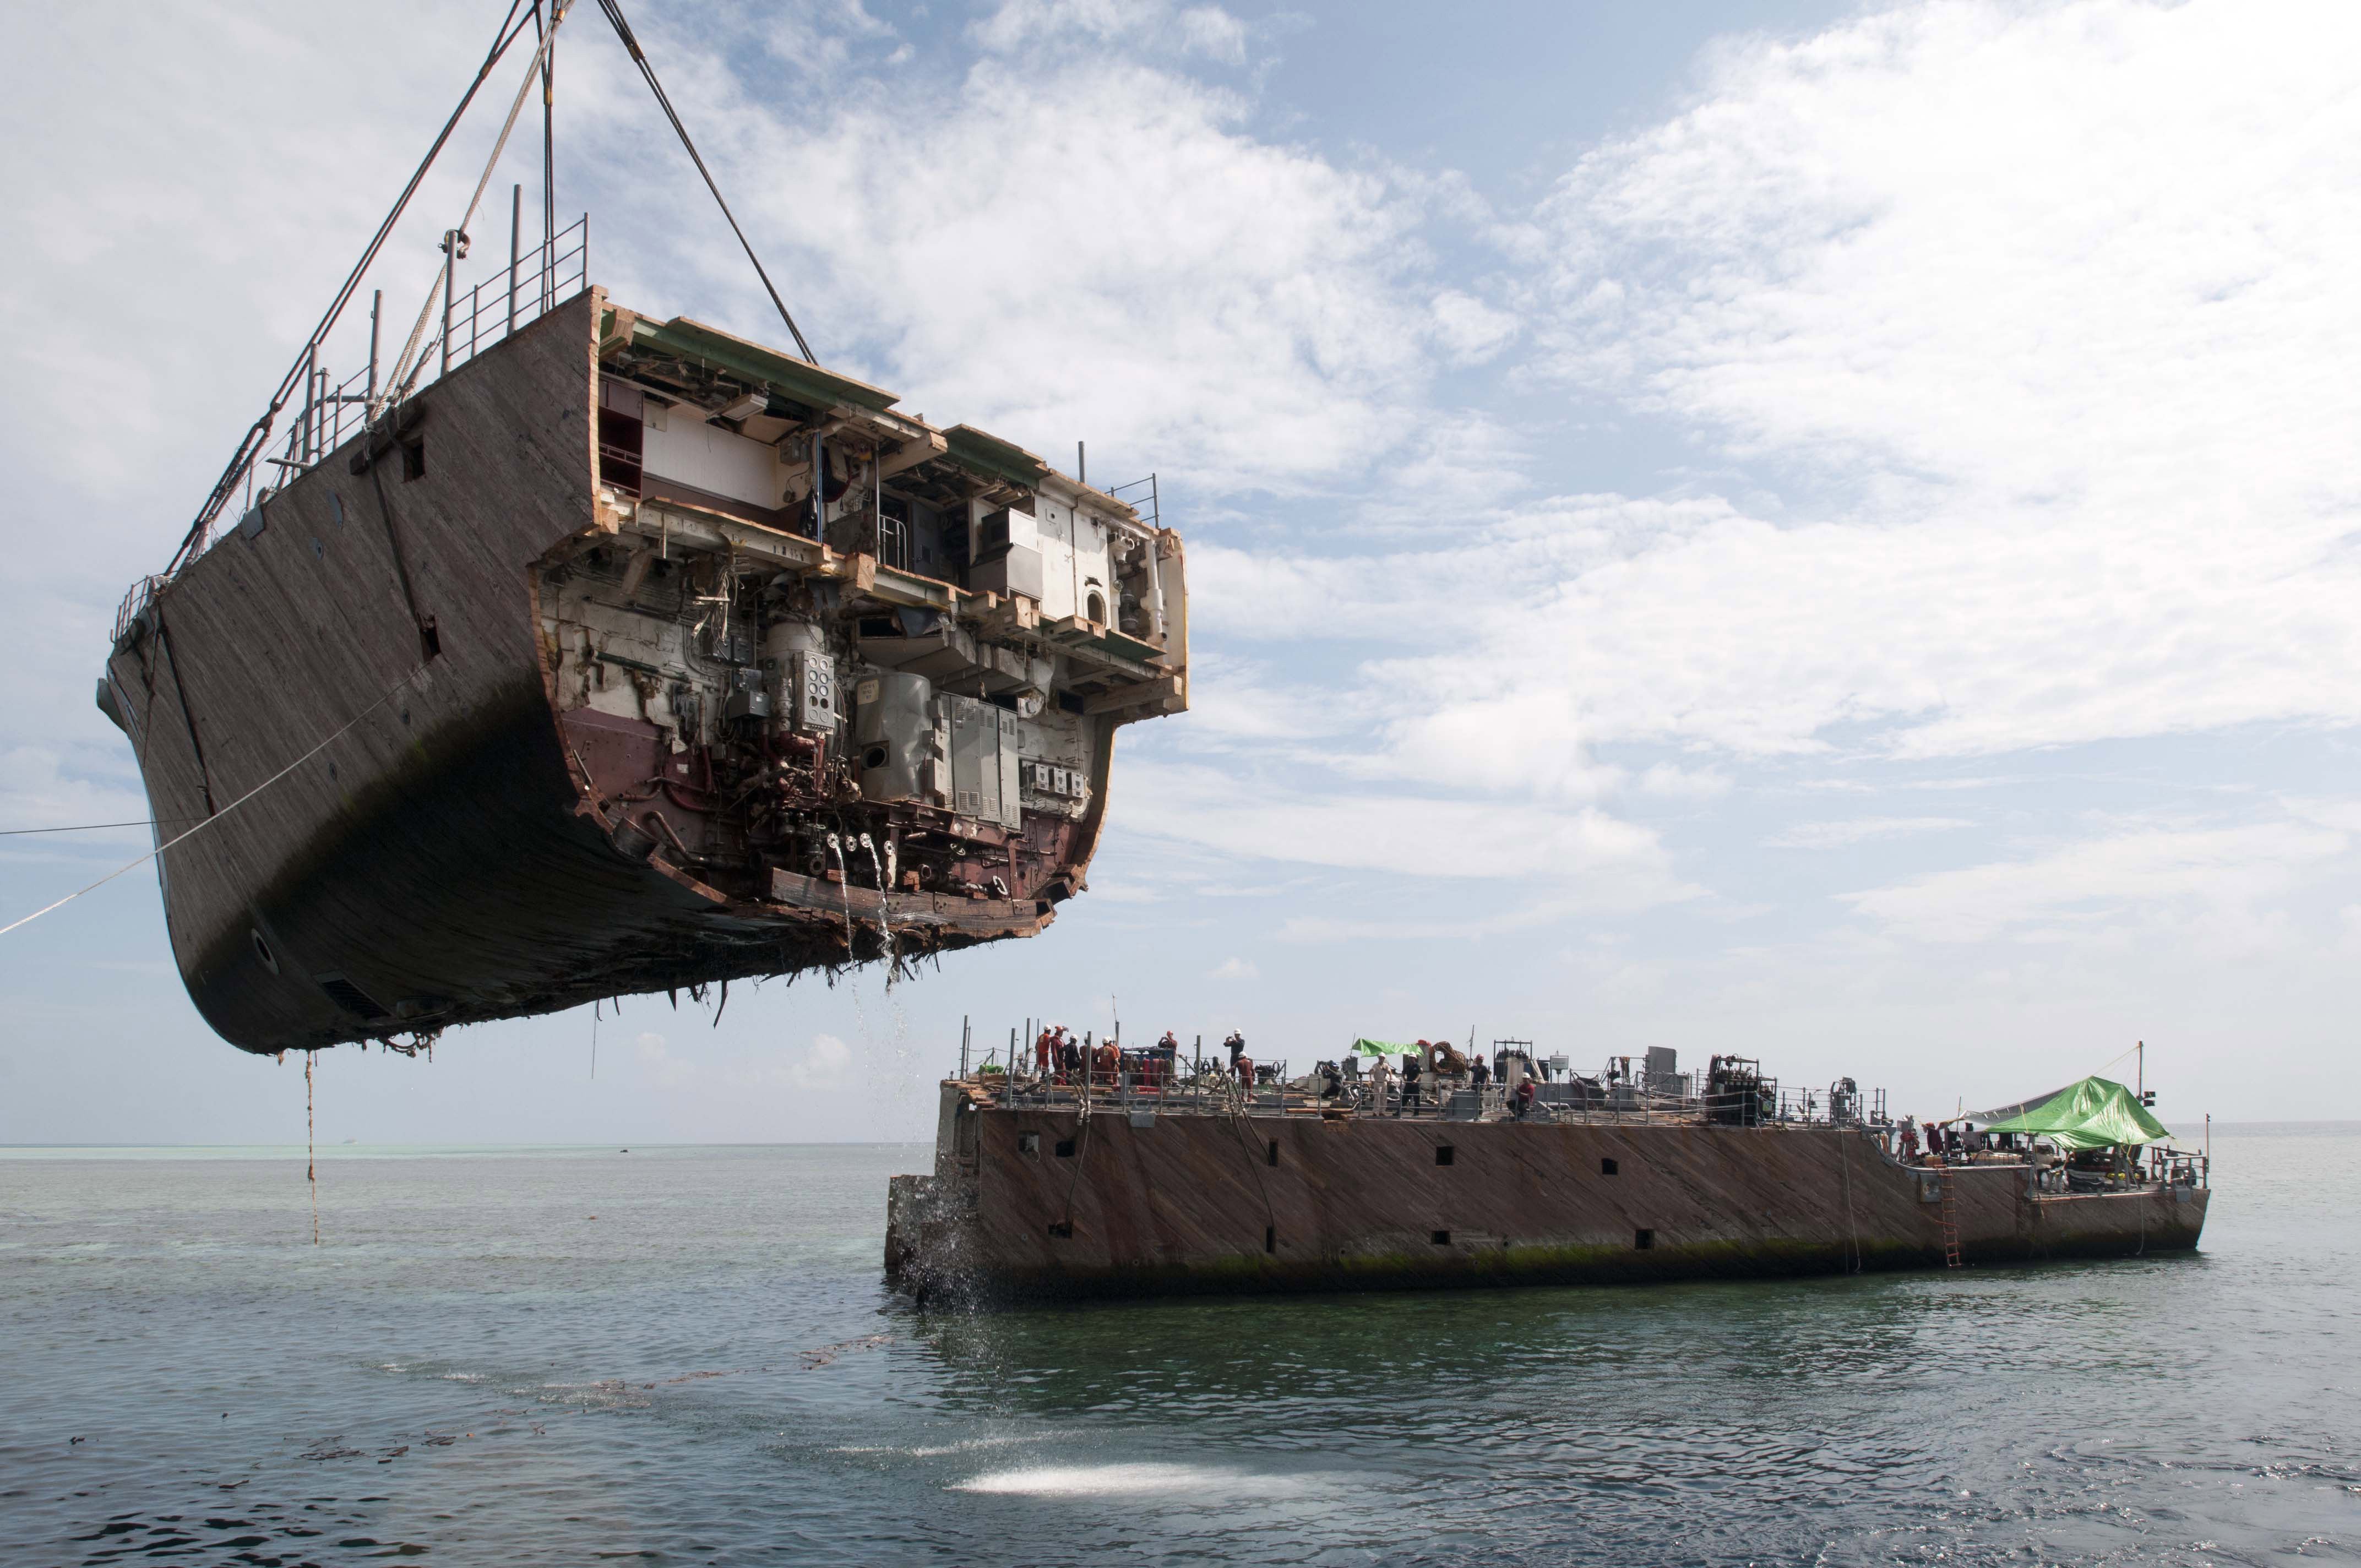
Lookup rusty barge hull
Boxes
[104,289,1187,1054]
[886,1092,2207,1302]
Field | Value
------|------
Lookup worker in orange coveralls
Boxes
[1035,1027,1058,1081]
[1094,1038,1120,1089]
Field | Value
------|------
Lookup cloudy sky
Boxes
[3,0,2355,1145]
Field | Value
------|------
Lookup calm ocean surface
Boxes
[2,1128,2354,1566]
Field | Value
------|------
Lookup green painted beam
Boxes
[632,317,901,414]
[945,423,1051,489]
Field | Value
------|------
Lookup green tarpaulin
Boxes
[1970,1075,2170,1151]
[1351,1039,1413,1057]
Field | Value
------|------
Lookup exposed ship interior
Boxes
[556,308,1188,927]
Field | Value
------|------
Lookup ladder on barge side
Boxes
[1935,1164,1962,1268]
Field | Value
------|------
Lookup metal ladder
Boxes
[1936,1164,1963,1268]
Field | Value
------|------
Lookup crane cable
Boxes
[596,0,817,363]
[0,665,430,940]
[168,1,540,576]
[379,2,575,412]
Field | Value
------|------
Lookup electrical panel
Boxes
[792,650,836,733]
[943,696,1023,829]
[1021,759,1086,799]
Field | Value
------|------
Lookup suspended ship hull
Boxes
[104,291,1188,1053]
[887,1084,2208,1302]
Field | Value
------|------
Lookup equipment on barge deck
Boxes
[91,6,1188,1055]
[887,1035,2210,1303]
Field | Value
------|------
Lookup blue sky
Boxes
[3,0,2356,1144]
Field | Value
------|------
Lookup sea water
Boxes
[1,1128,2353,1565]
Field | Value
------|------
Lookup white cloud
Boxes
[1175,0,2361,876]
[1125,760,1683,892]
[1206,956,1258,979]
[971,0,1250,63]
[1767,816,1973,850]
[1841,809,2354,946]
[1636,763,1731,801]
[1429,290,1518,365]
[616,11,1468,496]
[1503,0,2361,763]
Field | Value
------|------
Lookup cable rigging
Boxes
[592,0,817,362]
[169,2,541,576]
[171,0,819,577]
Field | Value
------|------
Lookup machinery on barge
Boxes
[93,7,1187,1055]
[886,1036,2208,1302]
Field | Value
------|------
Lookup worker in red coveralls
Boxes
[1095,1038,1119,1090]
[1035,1026,1057,1081]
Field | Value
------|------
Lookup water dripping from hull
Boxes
[859,832,897,980]
[824,833,858,959]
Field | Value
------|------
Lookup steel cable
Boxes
[595,0,816,362]
[170,2,538,575]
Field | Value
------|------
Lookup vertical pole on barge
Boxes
[961,1015,970,1079]
[366,289,381,407]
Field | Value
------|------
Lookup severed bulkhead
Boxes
[552,310,1189,933]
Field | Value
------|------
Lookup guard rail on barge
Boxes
[885,1049,2208,1303]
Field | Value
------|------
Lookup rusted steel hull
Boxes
[103,290,1169,1054]
[886,1090,2208,1302]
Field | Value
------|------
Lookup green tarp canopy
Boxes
[1350,1039,1413,1057]
[1968,1075,2170,1151]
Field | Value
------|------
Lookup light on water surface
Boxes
[1,1130,2354,1565]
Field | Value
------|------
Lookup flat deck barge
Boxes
[886,1046,2208,1302]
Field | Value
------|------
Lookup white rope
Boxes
[378,3,573,415]
[0,664,430,939]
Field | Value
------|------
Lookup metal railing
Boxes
[1106,473,1160,529]
[204,214,589,553]
[113,574,172,645]
[951,1037,1898,1133]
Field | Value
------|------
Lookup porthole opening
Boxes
[1634,1228,1655,1251]
[1431,1230,1451,1246]
[1601,1157,1619,1176]
[1266,1140,1279,1167]
[1047,1221,1073,1239]
[1054,1138,1076,1158]
[1435,1146,1455,1167]
[249,928,280,974]
[1264,1226,1276,1254]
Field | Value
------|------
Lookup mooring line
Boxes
[0,664,428,939]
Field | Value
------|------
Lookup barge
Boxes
[886,1043,2208,1302]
